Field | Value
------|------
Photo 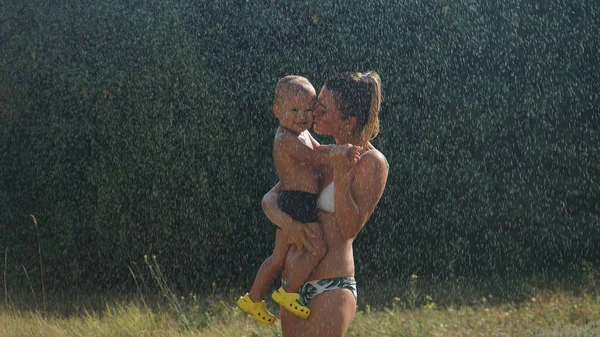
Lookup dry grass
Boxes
[0,289,598,337]
[349,290,600,337]
[3,257,599,336]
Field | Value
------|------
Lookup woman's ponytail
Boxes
[361,71,381,143]
[325,71,382,145]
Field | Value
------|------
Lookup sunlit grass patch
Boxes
[1,289,599,337]
[348,290,600,337]
[0,303,177,337]
[0,300,281,337]
[2,268,600,337]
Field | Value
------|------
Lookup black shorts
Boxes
[277,190,319,223]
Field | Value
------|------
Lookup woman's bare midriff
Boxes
[282,211,355,282]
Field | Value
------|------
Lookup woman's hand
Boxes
[329,144,362,171]
[283,222,318,255]
[262,183,318,255]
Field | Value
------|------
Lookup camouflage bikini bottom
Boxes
[297,277,357,306]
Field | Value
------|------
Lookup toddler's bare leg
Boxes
[249,230,289,302]
[284,222,327,292]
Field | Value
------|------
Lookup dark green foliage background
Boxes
[1,0,598,294]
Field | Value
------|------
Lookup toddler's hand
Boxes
[347,145,362,165]
[330,144,362,170]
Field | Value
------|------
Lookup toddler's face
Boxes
[277,92,315,134]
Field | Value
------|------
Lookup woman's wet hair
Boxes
[324,71,381,144]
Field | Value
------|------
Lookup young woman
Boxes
[262,71,389,336]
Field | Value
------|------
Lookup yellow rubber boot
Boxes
[271,287,310,319]
[237,293,276,325]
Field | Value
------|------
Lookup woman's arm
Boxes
[330,146,388,240]
[261,183,318,255]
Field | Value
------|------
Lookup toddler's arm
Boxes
[308,132,321,148]
[276,133,361,166]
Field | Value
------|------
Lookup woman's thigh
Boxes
[280,306,302,337]
[297,289,356,337]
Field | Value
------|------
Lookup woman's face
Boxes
[312,86,343,136]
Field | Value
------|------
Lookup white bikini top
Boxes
[316,150,388,214]
[317,182,335,213]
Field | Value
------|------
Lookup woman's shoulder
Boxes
[349,147,389,205]
[360,147,388,168]
[354,147,389,178]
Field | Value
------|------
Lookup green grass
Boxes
[1,282,599,337]
[3,258,599,336]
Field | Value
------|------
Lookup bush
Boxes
[1,0,598,293]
